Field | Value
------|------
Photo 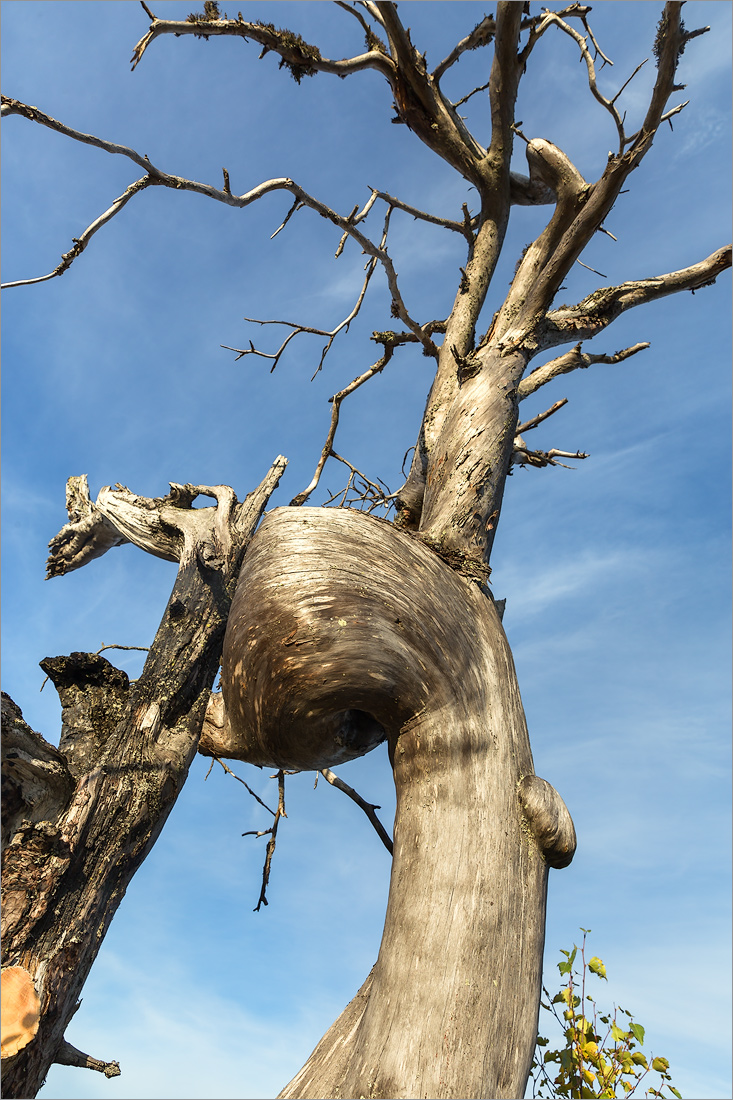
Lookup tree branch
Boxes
[244,770,287,911]
[334,2,388,55]
[0,174,154,289]
[511,443,588,470]
[432,15,495,83]
[2,96,435,343]
[532,11,628,151]
[518,343,650,399]
[487,2,523,166]
[499,4,712,337]
[222,242,383,379]
[130,9,394,80]
[540,246,732,352]
[369,188,475,240]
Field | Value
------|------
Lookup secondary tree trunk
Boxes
[1,463,286,1098]
[210,507,576,1099]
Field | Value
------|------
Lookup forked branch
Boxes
[504,5,714,335]
[0,96,409,308]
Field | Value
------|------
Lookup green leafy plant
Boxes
[530,930,682,1099]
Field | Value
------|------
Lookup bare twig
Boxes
[243,770,287,911]
[370,188,476,242]
[222,243,383,377]
[453,79,491,110]
[0,175,154,289]
[320,768,393,855]
[610,59,647,106]
[432,15,496,83]
[334,191,379,257]
[324,451,397,514]
[95,644,150,656]
[511,441,588,469]
[270,197,304,239]
[516,399,568,434]
[576,258,607,279]
[289,347,394,507]
[213,757,277,816]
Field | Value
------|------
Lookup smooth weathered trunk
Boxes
[212,507,575,1099]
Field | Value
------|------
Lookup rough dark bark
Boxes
[1,461,286,1098]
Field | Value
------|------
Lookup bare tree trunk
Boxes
[207,507,575,1099]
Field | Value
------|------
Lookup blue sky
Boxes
[1,2,730,1098]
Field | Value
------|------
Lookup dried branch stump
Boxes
[0,460,286,1098]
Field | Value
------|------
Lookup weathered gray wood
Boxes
[215,507,575,1099]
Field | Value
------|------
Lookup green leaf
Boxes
[652,1057,670,1073]
[669,1087,682,1098]
[559,1048,574,1073]
[629,1022,645,1045]
[611,1023,628,1042]
[558,959,572,975]
[588,956,607,980]
[631,1052,648,1068]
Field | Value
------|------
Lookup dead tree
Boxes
[1,3,729,1098]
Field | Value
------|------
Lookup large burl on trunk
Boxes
[205,507,575,1100]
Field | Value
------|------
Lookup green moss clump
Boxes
[253,20,322,83]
